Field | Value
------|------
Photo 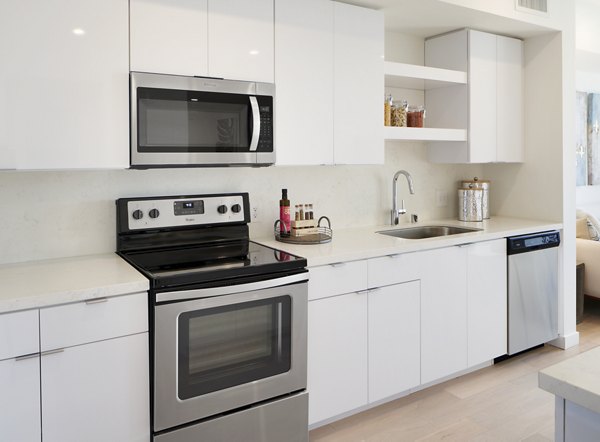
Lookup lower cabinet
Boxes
[0,355,41,441]
[308,291,368,425]
[419,246,468,384]
[368,281,420,403]
[467,239,507,367]
[41,333,149,442]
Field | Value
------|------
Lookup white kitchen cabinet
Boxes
[41,333,149,442]
[425,29,523,163]
[0,356,41,442]
[0,309,41,442]
[308,292,368,425]
[333,2,384,165]
[274,0,334,165]
[467,239,507,366]
[0,0,129,169]
[130,0,208,77]
[208,0,274,83]
[368,282,420,403]
[419,246,468,384]
[309,260,368,301]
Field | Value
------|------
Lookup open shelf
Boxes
[384,61,467,90]
[384,127,467,142]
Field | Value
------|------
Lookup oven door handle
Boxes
[156,272,308,303]
[249,96,260,152]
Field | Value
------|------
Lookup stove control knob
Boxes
[149,209,160,219]
[132,209,143,220]
[231,204,242,213]
[217,205,228,214]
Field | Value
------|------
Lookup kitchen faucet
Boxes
[391,170,415,225]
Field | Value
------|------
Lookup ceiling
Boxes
[336,0,555,39]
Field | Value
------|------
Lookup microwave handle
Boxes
[249,96,260,152]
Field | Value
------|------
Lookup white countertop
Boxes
[0,254,148,314]
[539,346,600,415]
[254,216,563,267]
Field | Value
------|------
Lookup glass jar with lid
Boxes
[407,105,426,128]
[391,100,408,127]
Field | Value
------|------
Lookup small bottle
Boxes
[309,204,314,220]
[299,204,304,221]
[280,189,291,237]
[294,205,300,221]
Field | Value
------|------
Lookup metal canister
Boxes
[458,187,484,222]
[460,177,490,219]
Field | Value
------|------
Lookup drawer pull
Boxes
[387,254,400,259]
[368,287,382,293]
[356,290,369,295]
[41,348,65,357]
[85,297,108,305]
[15,353,39,362]
[330,262,346,268]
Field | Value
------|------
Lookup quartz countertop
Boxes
[0,254,148,314]
[254,217,563,267]
[539,346,600,415]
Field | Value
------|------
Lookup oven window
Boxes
[177,296,291,399]
[137,88,251,153]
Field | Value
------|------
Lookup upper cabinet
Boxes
[333,2,384,165]
[0,0,129,170]
[425,29,524,164]
[130,0,274,83]
[274,0,334,166]
[130,0,209,77]
[209,0,274,83]
[275,1,383,166]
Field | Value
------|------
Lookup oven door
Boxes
[153,274,307,432]
[130,72,275,167]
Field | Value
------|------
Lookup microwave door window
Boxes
[137,88,250,153]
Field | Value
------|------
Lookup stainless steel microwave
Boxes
[130,72,275,168]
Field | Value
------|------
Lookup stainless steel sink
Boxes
[377,225,482,239]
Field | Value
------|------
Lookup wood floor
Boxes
[309,297,600,442]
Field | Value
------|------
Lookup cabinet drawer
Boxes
[0,309,39,360]
[368,252,421,288]
[40,292,148,351]
[308,260,368,300]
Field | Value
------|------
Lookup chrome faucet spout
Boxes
[391,170,415,225]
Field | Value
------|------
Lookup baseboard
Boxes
[549,331,580,349]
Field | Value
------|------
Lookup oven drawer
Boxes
[0,309,39,360]
[40,292,148,351]
[308,260,368,301]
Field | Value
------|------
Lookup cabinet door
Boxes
[333,2,383,165]
[467,239,507,366]
[308,292,368,425]
[0,356,41,442]
[0,0,129,169]
[41,333,149,442]
[274,0,334,165]
[496,35,524,163]
[208,0,274,82]
[419,246,468,384]
[468,30,497,163]
[368,282,420,403]
[130,0,208,77]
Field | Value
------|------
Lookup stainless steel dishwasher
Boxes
[507,231,560,355]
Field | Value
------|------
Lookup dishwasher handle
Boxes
[507,230,560,255]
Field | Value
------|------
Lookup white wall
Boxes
[0,145,483,265]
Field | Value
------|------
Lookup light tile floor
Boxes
[309,297,600,442]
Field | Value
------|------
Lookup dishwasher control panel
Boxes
[507,231,560,255]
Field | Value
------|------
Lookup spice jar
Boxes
[384,94,393,126]
[407,105,426,128]
[391,100,408,127]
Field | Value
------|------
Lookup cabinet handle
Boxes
[355,290,369,295]
[387,254,400,259]
[15,353,39,362]
[85,297,108,305]
[368,287,382,293]
[330,262,346,268]
[41,348,65,357]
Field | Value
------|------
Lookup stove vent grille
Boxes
[516,0,548,14]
